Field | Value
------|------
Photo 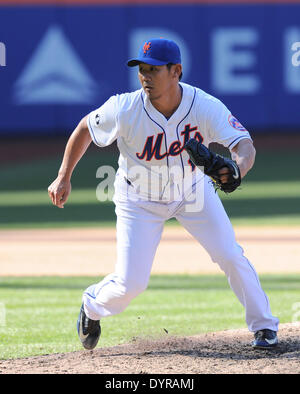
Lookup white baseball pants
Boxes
[83,176,279,332]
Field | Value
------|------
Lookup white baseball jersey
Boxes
[83,82,279,333]
[87,82,251,201]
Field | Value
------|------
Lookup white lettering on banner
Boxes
[13,25,98,105]
[291,42,300,66]
[285,27,300,93]
[128,28,191,91]
[0,42,6,67]
[211,27,260,94]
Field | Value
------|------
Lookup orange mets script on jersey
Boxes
[143,42,151,54]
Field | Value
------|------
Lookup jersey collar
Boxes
[142,83,194,127]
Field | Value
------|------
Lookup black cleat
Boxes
[77,303,101,350]
[252,329,278,349]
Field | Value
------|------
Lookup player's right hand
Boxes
[48,177,72,209]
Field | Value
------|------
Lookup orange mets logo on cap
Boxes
[228,114,247,132]
[143,41,151,54]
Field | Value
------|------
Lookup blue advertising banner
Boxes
[0,4,300,135]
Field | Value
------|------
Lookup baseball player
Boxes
[48,38,279,350]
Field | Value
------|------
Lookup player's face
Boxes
[138,63,176,100]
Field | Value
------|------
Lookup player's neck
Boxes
[150,84,182,119]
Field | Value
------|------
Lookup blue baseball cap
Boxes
[127,38,181,67]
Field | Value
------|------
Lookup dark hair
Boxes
[166,63,183,81]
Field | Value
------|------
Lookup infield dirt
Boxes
[1,226,300,276]
[1,323,300,374]
[1,225,300,374]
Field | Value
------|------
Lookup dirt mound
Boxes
[1,323,299,374]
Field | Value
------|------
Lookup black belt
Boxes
[124,177,133,186]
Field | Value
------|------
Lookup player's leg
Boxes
[82,197,165,321]
[175,176,279,333]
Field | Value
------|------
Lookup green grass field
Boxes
[0,149,299,228]
[1,274,300,360]
[0,146,299,361]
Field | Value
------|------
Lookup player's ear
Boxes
[173,64,182,80]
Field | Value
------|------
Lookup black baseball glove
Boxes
[184,138,241,193]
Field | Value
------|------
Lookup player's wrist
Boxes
[235,159,252,179]
[57,169,72,182]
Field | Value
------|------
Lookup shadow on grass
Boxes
[0,196,299,226]
[0,151,299,192]
[0,275,299,291]
[0,277,98,290]
[0,202,116,225]
[0,151,119,191]
[222,196,300,218]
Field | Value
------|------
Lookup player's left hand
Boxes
[218,167,230,184]
[184,138,241,193]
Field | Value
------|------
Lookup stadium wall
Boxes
[0,0,300,135]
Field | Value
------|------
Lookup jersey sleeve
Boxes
[206,98,252,150]
[87,95,120,147]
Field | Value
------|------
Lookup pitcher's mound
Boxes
[1,323,300,374]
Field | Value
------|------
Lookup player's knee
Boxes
[211,243,244,269]
[123,280,148,298]
[92,278,147,313]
